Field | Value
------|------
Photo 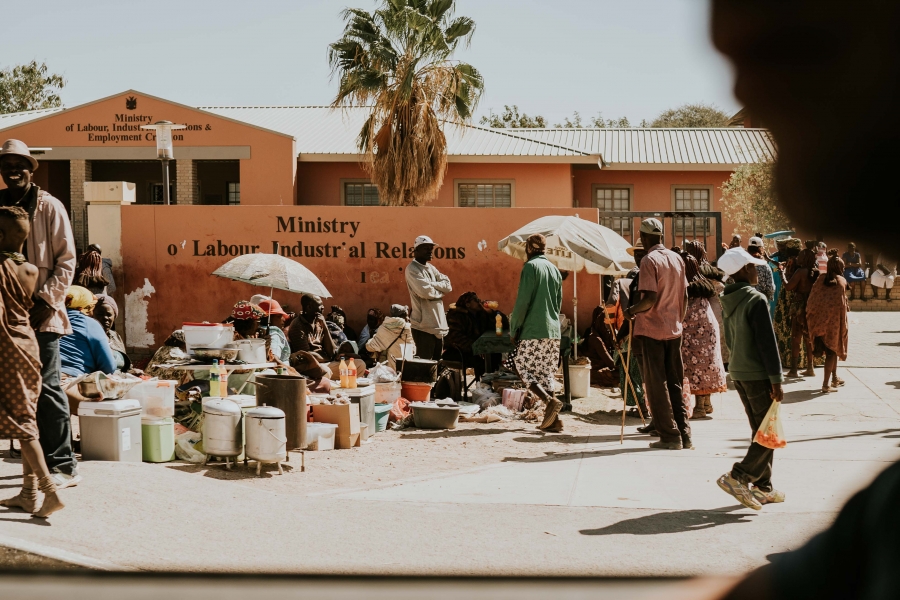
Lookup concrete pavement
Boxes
[0,312,896,576]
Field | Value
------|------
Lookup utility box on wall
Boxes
[84,181,136,205]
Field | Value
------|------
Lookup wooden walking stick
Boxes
[620,319,639,443]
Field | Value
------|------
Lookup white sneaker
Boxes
[50,473,82,490]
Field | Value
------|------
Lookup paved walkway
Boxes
[0,311,896,576]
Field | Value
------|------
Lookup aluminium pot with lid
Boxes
[203,398,242,417]
[246,405,285,419]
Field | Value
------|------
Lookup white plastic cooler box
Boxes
[78,399,143,462]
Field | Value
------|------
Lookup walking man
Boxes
[405,235,452,361]
[509,234,564,432]
[716,247,785,510]
[0,140,79,488]
[624,218,691,449]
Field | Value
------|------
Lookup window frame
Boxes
[454,179,516,208]
[340,179,381,207]
[670,184,714,236]
[592,184,634,235]
[226,181,240,206]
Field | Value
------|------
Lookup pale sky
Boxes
[3,0,738,125]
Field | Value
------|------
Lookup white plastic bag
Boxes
[755,401,787,449]
[175,431,205,463]
[369,362,399,383]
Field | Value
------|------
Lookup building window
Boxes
[673,187,711,235]
[593,185,632,236]
[227,182,240,205]
[343,182,380,206]
[457,182,513,207]
[149,183,173,205]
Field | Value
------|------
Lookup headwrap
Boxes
[231,300,265,321]
[525,234,546,255]
[682,253,702,284]
[65,286,97,314]
[456,291,480,308]
[683,240,708,266]
[390,304,409,318]
[94,294,118,320]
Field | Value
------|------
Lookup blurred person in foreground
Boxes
[714,1,900,598]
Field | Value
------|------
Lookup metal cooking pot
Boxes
[396,358,438,383]
[202,398,243,458]
[193,347,240,361]
[245,405,286,463]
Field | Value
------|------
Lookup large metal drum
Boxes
[245,405,286,464]
[202,398,243,466]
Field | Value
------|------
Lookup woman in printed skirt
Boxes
[807,256,850,393]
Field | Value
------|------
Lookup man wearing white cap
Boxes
[0,139,79,489]
[624,217,691,450]
[405,235,452,360]
[716,247,785,511]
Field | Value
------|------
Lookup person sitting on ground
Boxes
[59,286,116,379]
[444,292,508,377]
[288,350,332,394]
[870,254,896,302]
[577,306,620,388]
[231,300,265,340]
[0,206,66,518]
[716,247,785,512]
[92,294,134,373]
[256,298,291,362]
[357,308,384,367]
[288,294,336,361]
[145,330,189,383]
[807,256,850,393]
[73,246,110,295]
[366,304,416,371]
[327,305,357,342]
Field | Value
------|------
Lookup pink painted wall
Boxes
[121,206,602,348]
[296,161,573,208]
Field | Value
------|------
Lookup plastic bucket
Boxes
[374,403,391,432]
[374,382,402,405]
[569,364,591,399]
[141,418,175,462]
[305,422,337,451]
[401,382,432,402]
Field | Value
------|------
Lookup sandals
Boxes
[821,386,838,393]
[832,377,846,387]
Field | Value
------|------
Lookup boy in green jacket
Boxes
[717,247,785,510]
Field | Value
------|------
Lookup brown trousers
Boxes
[636,335,690,443]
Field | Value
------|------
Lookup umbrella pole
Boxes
[572,268,578,360]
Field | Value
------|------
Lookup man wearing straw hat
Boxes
[0,140,80,489]
[623,218,691,450]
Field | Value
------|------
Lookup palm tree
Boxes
[328,0,484,206]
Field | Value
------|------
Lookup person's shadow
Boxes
[579,505,753,536]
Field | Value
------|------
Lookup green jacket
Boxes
[510,255,562,341]
[720,281,784,384]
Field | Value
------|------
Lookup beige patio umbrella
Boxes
[497,215,635,358]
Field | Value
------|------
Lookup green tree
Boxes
[0,61,65,114]
[555,111,632,128]
[479,105,546,128]
[720,159,790,240]
[650,103,728,128]
[328,0,483,207]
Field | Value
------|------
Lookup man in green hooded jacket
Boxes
[717,247,785,511]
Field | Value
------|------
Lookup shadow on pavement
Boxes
[579,505,752,536]
[885,381,900,389]
[166,462,295,480]
[502,446,655,463]
[782,389,821,404]
[878,342,900,347]
[400,428,514,440]
[512,433,649,445]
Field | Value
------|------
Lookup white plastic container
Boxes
[374,381,401,405]
[183,322,235,356]
[128,379,176,421]
[569,363,591,399]
[305,422,337,451]
[78,399,143,462]
[231,338,266,363]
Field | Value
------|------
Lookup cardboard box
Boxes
[311,403,361,449]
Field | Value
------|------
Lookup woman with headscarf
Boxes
[59,286,116,378]
[92,294,132,372]
[679,242,728,419]
[444,291,508,377]
[510,234,564,433]
[784,248,818,378]
[807,256,850,393]
[367,304,416,371]
[73,247,110,295]
[145,330,189,383]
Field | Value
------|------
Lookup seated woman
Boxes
[60,286,116,379]
[256,298,291,362]
[578,306,620,388]
[443,292,507,377]
[145,330,189,383]
[327,341,367,381]
[357,308,384,367]
[367,304,416,371]
[92,294,133,372]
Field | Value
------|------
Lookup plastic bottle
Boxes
[339,358,349,388]
[496,313,503,336]
[219,360,227,396]
[347,359,357,389]
[209,361,220,397]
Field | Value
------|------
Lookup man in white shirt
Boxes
[405,235,452,360]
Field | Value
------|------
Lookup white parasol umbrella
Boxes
[498,216,635,358]
[212,253,331,298]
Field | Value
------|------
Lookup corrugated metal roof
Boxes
[202,106,593,159]
[506,127,776,165]
[0,107,65,129]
